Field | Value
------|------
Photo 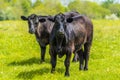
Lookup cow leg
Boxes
[40,46,46,63]
[72,52,79,62]
[64,50,71,76]
[51,53,57,73]
[78,49,84,70]
[83,43,91,70]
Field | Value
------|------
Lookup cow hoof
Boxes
[51,71,55,73]
[51,68,55,73]
[79,66,84,70]
[40,60,45,63]
[84,67,88,71]
[79,68,84,70]
[65,72,70,77]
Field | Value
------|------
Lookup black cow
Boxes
[21,14,54,63]
[48,13,93,76]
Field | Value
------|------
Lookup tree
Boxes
[108,3,120,17]
[33,0,42,8]
[29,0,66,15]
[68,0,110,19]
[0,0,33,20]
[21,0,32,15]
[101,0,114,8]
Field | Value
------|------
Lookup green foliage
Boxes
[0,0,120,20]
[33,0,42,8]
[0,0,9,20]
[21,0,32,15]
[101,0,120,17]
[0,0,31,20]
[68,0,110,19]
[29,0,66,15]
[101,0,114,8]
[0,6,23,20]
[108,4,120,17]
[0,20,120,79]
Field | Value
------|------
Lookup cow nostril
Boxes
[31,28,34,31]
[29,29,34,34]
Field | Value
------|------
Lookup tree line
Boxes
[0,0,120,20]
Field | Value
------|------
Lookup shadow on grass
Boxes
[17,67,50,79]
[17,67,64,79]
[8,57,50,66]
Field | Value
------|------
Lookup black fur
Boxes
[49,12,93,76]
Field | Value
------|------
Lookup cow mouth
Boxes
[57,32,64,37]
[29,31,34,34]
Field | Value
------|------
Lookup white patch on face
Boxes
[29,19,35,33]
[30,20,34,26]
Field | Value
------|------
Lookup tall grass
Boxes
[0,20,120,80]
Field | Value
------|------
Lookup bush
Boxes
[105,14,119,20]
[108,4,120,17]
[68,0,110,19]
[0,0,120,20]
[29,0,66,15]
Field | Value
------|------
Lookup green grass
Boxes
[0,20,120,80]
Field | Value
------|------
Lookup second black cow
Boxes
[21,14,54,62]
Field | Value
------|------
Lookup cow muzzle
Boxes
[29,28,35,34]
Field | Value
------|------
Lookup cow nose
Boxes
[29,29,34,34]
[29,30,33,34]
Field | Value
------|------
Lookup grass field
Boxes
[0,20,120,80]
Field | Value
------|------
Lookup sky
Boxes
[60,0,104,6]
[31,0,120,6]
[31,0,105,5]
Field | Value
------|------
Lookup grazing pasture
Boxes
[0,20,120,80]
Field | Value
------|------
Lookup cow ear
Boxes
[72,15,85,24]
[76,16,85,24]
[21,16,28,20]
[39,18,46,22]
[67,18,73,23]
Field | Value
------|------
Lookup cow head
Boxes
[21,14,46,34]
[21,14,39,34]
